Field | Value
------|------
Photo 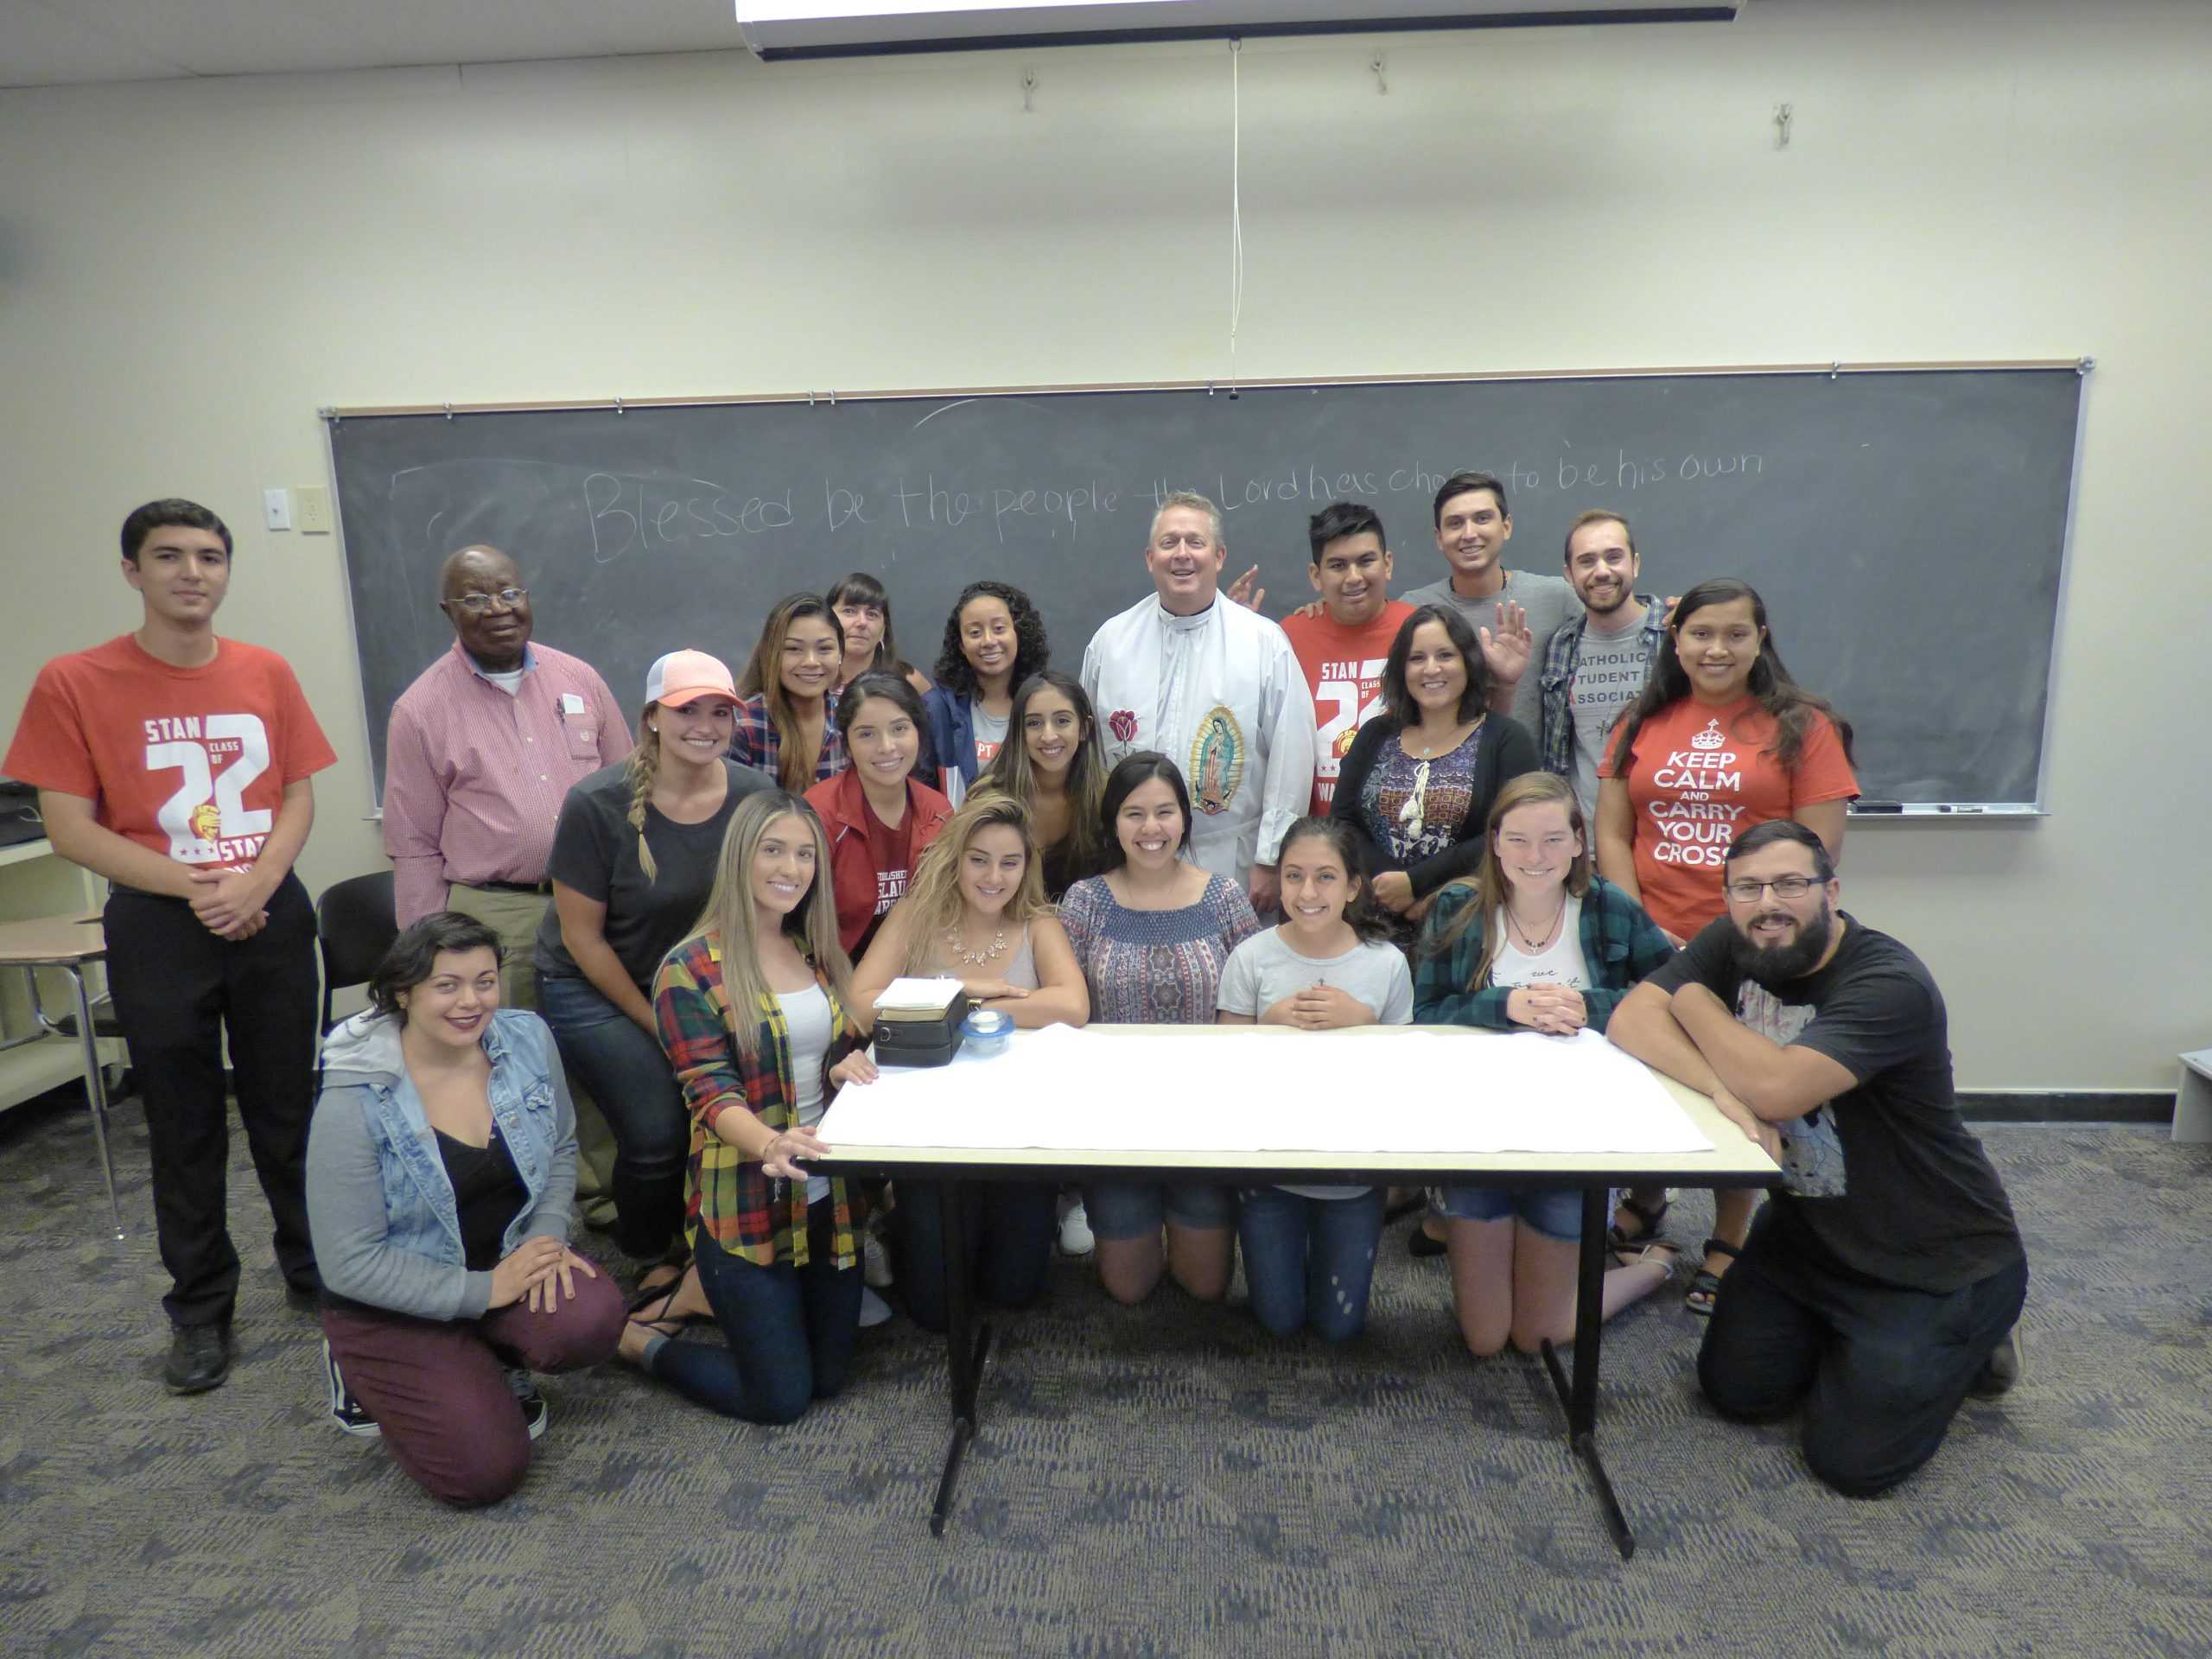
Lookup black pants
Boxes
[1697,1207,2028,1497]
[893,1179,1057,1335]
[103,875,321,1328]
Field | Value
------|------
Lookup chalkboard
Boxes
[327,366,2085,808]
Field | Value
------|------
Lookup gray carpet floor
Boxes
[1,1090,2206,1658]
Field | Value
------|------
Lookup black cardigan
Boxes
[1329,713,1542,899]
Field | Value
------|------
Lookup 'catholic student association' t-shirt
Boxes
[1566,622,1657,819]
[3,634,335,874]
[1598,696,1857,942]
[1645,913,2022,1293]
[535,759,770,990]
[1281,601,1415,816]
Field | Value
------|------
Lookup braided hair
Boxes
[625,709,664,882]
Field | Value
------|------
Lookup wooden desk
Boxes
[0,911,125,1238]
[0,840,123,1115]
[823,1024,1780,1560]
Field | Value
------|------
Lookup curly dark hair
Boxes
[367,912,506,1020]
[931,580,1049,700]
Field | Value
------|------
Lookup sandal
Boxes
[626,1262,710,1332]
[1607,1192,1671,1252]
[626,1242,696,1312]
[1611,1241,1681,1279]
[1684,1237,1738,1318]
[626,1284,691,1339]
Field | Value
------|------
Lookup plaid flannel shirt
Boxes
[1536,597,1668,780]
[653,935,865,1269]
[1410,874,1677,1030]
[730,692,847,788]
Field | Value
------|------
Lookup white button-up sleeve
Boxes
[1253,627,1318,868]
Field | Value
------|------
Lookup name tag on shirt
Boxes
[560,692,587,715]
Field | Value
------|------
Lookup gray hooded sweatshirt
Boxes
[308,1009,578,1322]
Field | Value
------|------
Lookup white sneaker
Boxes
[1058,1198,1095,1257]
[858,1287,895,1328]
[862,1230,894,1290]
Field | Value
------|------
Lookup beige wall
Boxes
[3,0,2204,1088]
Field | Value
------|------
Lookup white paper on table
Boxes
[821,1025,1708,1156]
[873,975,963,1012]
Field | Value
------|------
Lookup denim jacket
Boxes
[920,684,981,804]
[306,1007,578,1321]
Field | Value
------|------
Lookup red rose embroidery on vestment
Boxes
[1109,709,1138,743]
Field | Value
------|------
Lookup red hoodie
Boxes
[804,766,955,957]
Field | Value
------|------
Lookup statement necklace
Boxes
[946,923,1009,967]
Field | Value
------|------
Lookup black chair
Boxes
[316,870,400,1042]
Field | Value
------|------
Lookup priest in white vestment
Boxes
[1080,491,1318,915]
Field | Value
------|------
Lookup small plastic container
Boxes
[962,1006,1014,1058]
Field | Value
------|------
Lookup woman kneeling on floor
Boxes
[1412,772,1682,1357]
[623,791,880,1423]
[308,912,625,1508]
[852,791,1090,1332]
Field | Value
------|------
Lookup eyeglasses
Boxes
[451,588,527,614]
[1724,874,1821,903]
[1396,759,1433,842]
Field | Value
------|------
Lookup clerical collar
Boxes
[1155,598,1217,631]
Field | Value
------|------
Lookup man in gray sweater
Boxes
[1400,470,1581,735]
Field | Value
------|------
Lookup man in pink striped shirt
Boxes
[382,547,632,1224]
[382,545,631,989]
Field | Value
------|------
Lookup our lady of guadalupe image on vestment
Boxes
[1191,706,1247,817]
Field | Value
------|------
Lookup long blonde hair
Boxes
[1425,772,1592,995]
[686,791,853,1058]
[625,705,664,882]
[896,793,1051,975]
[737,594,844,793]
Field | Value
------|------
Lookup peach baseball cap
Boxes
[645,649,738,709]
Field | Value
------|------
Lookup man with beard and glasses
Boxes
[1606,820,2028,1497]
[1537,510,1668,820]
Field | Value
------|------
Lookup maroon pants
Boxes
[322,1264,625,1508]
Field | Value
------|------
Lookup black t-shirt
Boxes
[436,1126,528,1272]
[535,759,772,990]
[1647,912,2023,1292]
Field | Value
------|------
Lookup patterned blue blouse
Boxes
[1058,872,1262,1025]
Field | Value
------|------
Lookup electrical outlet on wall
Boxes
[296,486,332,534]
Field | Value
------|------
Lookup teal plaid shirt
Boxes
[1411,874,1677,1030]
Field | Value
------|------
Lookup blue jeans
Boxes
[1698,1206,2029,1496]
[894,1179,1057,1334]
[646,1206,863,1426]
[1236,1187,1386,1342]
[537,971,687,1260]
